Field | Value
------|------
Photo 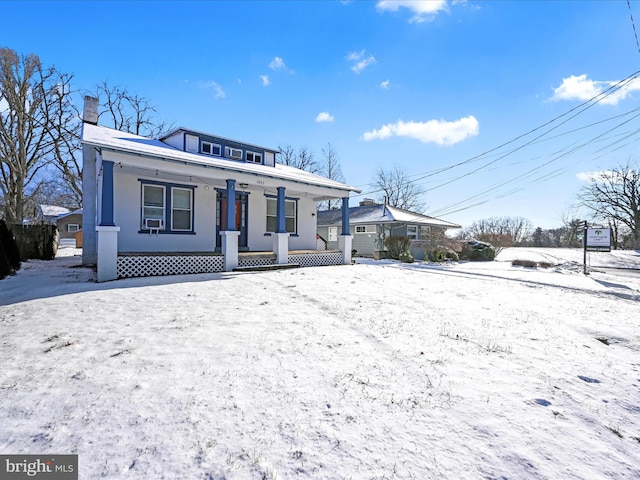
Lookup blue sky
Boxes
[4,0,640,229]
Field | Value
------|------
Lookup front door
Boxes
[216,192,248,249]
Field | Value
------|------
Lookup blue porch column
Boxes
[276,186,286,233]
[221,179,240,271]
[100,160,115,226]
[339,196,353,265]
[341,196,350,235]
[225,179,236,230]
[273,186,289,264]
[96,160,119,281]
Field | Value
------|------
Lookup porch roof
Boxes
[82,124,361,196]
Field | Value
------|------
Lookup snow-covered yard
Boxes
[1,246,639,479]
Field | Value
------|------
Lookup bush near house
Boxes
[384,235,411,260]
[426,246,460,262]
[399,251,414,263]
[11,224,59,261]
[459,239,496,261]
[0,219,21,279]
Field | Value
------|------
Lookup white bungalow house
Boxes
[317,200,461,259]
[81,97,360,281]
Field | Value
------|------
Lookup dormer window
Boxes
[201,141,221,156]
[225,146,243,160]
[246,151,262,164]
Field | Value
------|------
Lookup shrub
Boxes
[459,239,495,261]
[512,259,556,269]
[512,259,537,268]
[0,220,21,277]
[427,246,459,262]
[384,235,411,260]
[0,243,8,280]
[399,251,414,263]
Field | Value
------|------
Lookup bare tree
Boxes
[277,144,320,173]
[49,79,82,206]
[92,81,172,138]
[578,160,640,249]
[372,165,425,212]
[461,216,532,247]
[0,48,75,225]
[318,143,345,210]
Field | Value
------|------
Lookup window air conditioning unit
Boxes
[144,218,164,230]
[225,146,243,160]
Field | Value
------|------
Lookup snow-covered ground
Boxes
[1,246,639,479]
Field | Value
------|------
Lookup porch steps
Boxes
[233,263,300,272]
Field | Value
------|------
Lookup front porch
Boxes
[116,250,344,279]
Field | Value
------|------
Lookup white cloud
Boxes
[576,170,620,182]
[380,80,390,89]
[0,98,8,113]
[551,74,640,106]
[315,112,335,123]
[200,81,226,99]
[269,57,286,70]
[347,49,377,74]
[376,0,449,23]
[362,116,479,146]
[260,75,270,87]
[269,56,294,74]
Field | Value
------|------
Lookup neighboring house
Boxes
[317,200,461,259]
[34,205,71,224]
[80,97,360,281]
[56,208,83,239]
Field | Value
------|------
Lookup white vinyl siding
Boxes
[186,134,199,153]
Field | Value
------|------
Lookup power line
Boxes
[354,70,640,217]
[627,0,640,55]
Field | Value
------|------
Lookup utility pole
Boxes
[583,220,588,275]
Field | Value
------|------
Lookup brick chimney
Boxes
[82,96,99,125]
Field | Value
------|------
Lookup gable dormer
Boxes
[161,128,277,167]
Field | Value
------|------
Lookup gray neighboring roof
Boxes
[317,204,461,229]
[56,208,83,220]
[39,205,71,217]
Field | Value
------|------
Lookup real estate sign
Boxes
[585,228,611,252]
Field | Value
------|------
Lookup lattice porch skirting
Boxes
[117,251,343,279]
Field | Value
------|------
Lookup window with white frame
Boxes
[355,225,376,234]
[142,184,165,229]
[407,225,418,240]
[201,141,221,156]
[266,197,296,233]
[141,181,195,233]
[328,226,338,241]
[420,225,431,239]
[171,187,193,231]
[66,224,80,233]
[246,151,262,164]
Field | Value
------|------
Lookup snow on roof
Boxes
[317,203,461,228]
[56,208,83,220]
[83,124,360,194]
[39,205,71,217]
